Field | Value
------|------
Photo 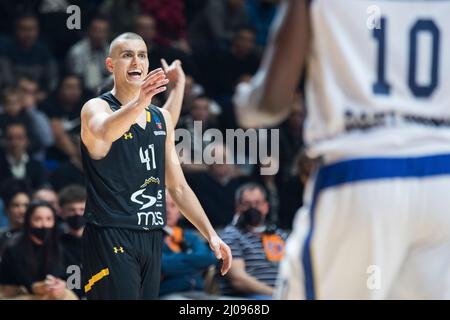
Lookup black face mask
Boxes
[30,227,52,243]
[66,215,86,230]
[237,207,264,228]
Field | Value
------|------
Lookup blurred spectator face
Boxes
[233,29,256,58]
[33,189,60,214]
[59,76,82,105]
[18,78,39,108]
[3,91,22,116]
[30,206,55,229]
[5,124,28,158]
[165,192,180,228]
[16,16,39,49]
[237,188,269,216]
[88,19,109,49]
[7,192,30,229]
[190,97,210,122]
[107,39,149,88]
[135,15,157,44]
[61,200,85,219]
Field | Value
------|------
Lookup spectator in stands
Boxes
[32,187,60,217]
[140,0,190,51]
[185,144,248,227]
[0,122,47,189]
[245,0,279,47]
[160,191,216,298]
[0,14,58,92]
[39,74,89,164]
[211,26,261,98]
[0,180,30,257]
[66,16,110,92]
[99,0,141,38]
[58,185,86,269]
[220,183,287,299]
[50,135,85,192]
[178,96,220,171]
[0,86,53,160]
[0,200,77,299]
[278,95,305,182]
[188,0,249,54]
[134,14,198,79]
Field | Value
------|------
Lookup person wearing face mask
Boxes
[0,200,77,299]
[220,183,287,299]
[58,185,86,270]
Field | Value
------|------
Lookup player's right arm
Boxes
[234,0,310,128]
[81,68,168,158]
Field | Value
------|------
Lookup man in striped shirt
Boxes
[220,183,287,299]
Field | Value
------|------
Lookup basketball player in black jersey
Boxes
[80,33,232,299]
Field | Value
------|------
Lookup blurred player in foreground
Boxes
[234,0,450,299]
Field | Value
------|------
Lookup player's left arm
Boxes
[161,59,185,127]
[162,109,232,275]
[234,0,310,128]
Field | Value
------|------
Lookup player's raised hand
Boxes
[138,68,169,107]
[161,59,185,87]
[209,236,232,276]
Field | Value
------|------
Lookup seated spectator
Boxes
[58,185,86,268]
[32,187,60,216]
[185,144,249,227]
[188,0,249,54]
[0,180,30,257]
[58,185,86,299]
[210,26,261,98]
[160,191,216,299]
[0,200,77,299]
[66,16,110,92]
[134,14,198,78]
[140,0,189,50]
[39,74,91,164]
[50,135,85,191]
[32,186,64,235]
[0,86,53,160]
[220,183,287,299]
[0,122,47,189]
[0,14,58,93]
[245,0,278,47]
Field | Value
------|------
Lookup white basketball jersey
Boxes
[306,0,450,160]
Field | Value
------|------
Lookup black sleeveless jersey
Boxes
[81,92,167,231]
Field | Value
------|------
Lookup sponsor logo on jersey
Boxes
[140,176,160,188]
[130,188,164,228]
[123,132,133,140]
[153,114,162,129]
[113,246,124,254]
[153,130,166,136]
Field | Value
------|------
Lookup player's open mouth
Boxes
[127,69,142,80]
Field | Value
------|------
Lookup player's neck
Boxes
[111,85,139,107]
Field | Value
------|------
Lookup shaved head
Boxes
[109,32,145,56]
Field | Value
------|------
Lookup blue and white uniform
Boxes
[276,0,450,299]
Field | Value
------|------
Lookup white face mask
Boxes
[248,225,266,234]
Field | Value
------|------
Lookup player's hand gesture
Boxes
[138,68,169,107]
[209,236,232,276]
[161,58,185,88]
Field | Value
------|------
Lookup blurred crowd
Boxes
[0,0,311,299]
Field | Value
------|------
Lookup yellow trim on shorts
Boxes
[84,268,110,293]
